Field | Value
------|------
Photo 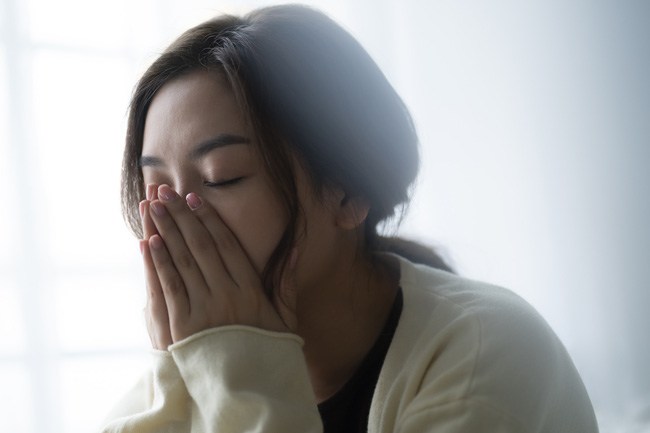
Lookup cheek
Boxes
[208,192,288,275]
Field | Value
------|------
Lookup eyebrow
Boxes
[189,133,250,160]
[139,133,250,167]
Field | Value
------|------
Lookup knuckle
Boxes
[148,287,161,302]
[216,229,238,252]
[174,251,195,270]
[187,233,213,254]
[163,274,185,296]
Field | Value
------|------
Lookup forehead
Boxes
[142,70,249,158]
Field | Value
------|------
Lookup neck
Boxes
[296,253,399,403]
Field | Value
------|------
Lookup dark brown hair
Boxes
[122,4,452,291]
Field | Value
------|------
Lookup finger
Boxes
[155,185,233,291]
[186,192,261,291]
[140,199,165,344]
[140,200,159,240]
[148,234,190,337]
[142,183,160,240]
[140,239,172,349]
[146,183,159,201]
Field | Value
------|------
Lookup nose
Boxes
[162,177,200,202]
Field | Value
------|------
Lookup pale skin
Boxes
[138,69,399,402]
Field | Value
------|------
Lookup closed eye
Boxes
[203,177,245,188]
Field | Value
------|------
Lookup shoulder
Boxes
[397,255,556,367]
[369,254,598,433]
[392,255,563,405]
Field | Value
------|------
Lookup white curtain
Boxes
[1,0,648,432]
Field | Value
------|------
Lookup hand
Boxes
[142,184,296,346]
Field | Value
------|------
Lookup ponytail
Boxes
[376,237,454,273]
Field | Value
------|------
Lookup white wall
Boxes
[371,2,650,429]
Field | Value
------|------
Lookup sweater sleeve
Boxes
[169,326,322,433]
[100,351,191,433]
[100,326,323,433]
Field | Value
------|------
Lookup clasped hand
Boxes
[138,184,295,350]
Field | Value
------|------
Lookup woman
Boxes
[103,4,598,432]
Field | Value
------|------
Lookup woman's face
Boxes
[140,70,342,283]
[141,70,290,275]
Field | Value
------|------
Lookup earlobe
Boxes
[336,193,369,230]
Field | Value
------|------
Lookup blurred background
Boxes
[0,0,648,432]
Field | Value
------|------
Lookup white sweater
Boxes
[101,255,598,432]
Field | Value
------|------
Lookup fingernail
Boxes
[150,201,167,217]
[158,184,177,202]
[139,200,146,219]
[186,192,203,210]
[146,184,156,200]
[150,235,163,250]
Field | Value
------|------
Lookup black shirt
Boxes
[317,290,403,433]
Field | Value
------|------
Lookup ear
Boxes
[333,191,369,230]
